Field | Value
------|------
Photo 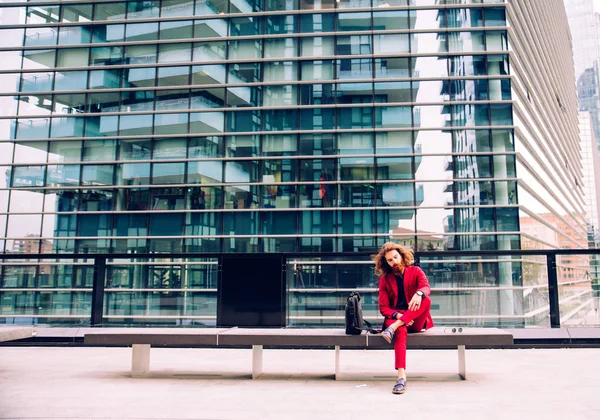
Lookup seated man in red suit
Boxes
[372,242,434,394]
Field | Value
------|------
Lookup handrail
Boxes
[1,248,599,328]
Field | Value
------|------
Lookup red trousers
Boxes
[382,297,432,369]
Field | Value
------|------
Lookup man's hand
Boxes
[408,294,422,311]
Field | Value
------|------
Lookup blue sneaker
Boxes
[392,378,407,394]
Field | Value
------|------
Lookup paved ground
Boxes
[0,346,599,420]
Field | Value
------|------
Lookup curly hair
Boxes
[371,242,414,277]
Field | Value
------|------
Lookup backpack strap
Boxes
[361,319,381,334]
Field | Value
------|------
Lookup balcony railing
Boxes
[0,249,598,329]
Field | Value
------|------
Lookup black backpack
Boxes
[345,291,379,335]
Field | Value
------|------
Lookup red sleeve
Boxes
[414,266,432,297]
[378,275,396,319]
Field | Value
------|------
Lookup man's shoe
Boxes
[381,326,395,343]
[392,378,407,394]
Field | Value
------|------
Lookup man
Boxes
[372,242,434,394]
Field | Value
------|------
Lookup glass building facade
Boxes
[0,0,595,328]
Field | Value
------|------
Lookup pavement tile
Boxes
[0,347,599,420]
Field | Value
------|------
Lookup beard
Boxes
[392,263,404,276]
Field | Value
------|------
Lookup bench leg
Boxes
[132,344,150,377]
[458,345,466,380]
[252,345,263,379]
[335,345,340,380]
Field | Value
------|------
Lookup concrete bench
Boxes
[83,327,513,380]
[0,327,36,343]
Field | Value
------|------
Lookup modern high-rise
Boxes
[0,0,591,327]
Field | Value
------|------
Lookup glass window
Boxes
[161,0,193,17]
[117,163,150,185]
[300,13,334,33]
[415,155,453,181]
[150,187,185,210]
[188,157,223,184]
[225,161,259,183]
[266,15,297,34]
[93,2,126,21]
[337,209,376,235]
[375,57,411,79]
[301,36,335,57]
[300,108,335,130]
[264,62,298,84]
[414,56,448,78]
[155,113,189,135]
[339,133,372,154]
[158,43,192,63]
[45,190,78,212]
[150,214,184,236]
[51,117,84,138]
[119,114,154,136]
[493,27,519,51]
[189,137,222,158]
[263,109,297,131]
[376,105,412,129]
[193,41,226,62]
[413,33,447,53]
[152,163,185,184]
[117,187,150,210]
[375,81,411,103]
[121,90,155,112]
[224,135,259,158]
[229,39,262,60]
[79,189,113,211]
[160,20,193,40]
[83,139,116,162]
[119,139,152,160]
[14,142,47,164]
[47,164,80,187]
[338,12,371,32]
[7,214,42,240]
[91,46,123,66]
[56,49,86,68]
[187,186,221,210]
[9,190,44,213]
[490,104,512,125]
[378,183,415,206]
[413,8,446,30]
[339,157,374,181]
[373,11,409,30]
[449,55,486,76]
[127,1,160,19]
[62,4,93,22]
[299,134,335,155]
[448,31,485,52]
[261,211,297,234]
[125,22,158,42]
[125,44,157,65]
[54,71,87,91]
[49,141,81,163]
[81,165,114,186]
[485,8,506,26]
[93,24,124,43]
[377,131,413,155]
[223,212,258,245]
[114,214,147,237]
[377,158,412,180]
[89,69,122,89]
[300,84,335,105]
[450,79,488,101]
[24,27,57,46]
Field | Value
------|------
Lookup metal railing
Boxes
[0,249,598,328]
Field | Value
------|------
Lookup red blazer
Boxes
[378,265,434,328]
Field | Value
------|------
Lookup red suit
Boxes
[379,265,434,369]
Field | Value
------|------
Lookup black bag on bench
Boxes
[345,291,380,335]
